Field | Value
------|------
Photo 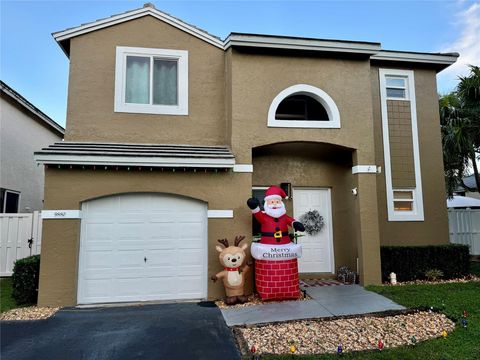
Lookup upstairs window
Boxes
[115,47,188,115]
[268,84,340,128]
[386,76,408,100]
[275,95,329,121]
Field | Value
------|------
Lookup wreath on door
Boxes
[299,210,325,235]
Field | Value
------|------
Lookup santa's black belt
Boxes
[262,231,289,237]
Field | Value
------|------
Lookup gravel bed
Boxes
[0,306,59,321]
[236,311,455,355]
[385,275,480,286]
[216,293,310,309]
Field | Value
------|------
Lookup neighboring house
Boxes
[34,4,458,307]
[454,174,480,199]
[0,81,64,213]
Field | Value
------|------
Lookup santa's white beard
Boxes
[264,201,286,218]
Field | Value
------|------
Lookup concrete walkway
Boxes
[221,285,405,326]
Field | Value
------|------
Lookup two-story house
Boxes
[34,4,458,306]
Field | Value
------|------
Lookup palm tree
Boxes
[440,65,480,197]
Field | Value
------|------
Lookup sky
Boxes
[1,0,479,127]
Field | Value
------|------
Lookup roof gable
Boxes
[53,4,224,56]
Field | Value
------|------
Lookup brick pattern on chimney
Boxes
[255,259,301,300]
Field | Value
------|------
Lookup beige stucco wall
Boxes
[371,66,449,245]
[38,168,253,307]
[228,49,377,165]
[65,16,226,145]
[0,94,62,212]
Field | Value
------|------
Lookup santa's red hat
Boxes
[264,185,287,201]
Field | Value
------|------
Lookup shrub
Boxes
[11,255,40,305]
[425,268,444,281]
[380,244,470,282]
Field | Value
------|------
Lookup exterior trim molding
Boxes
[34,154,235,168]
[233,164,253,173]
[267,84,341,128]
[371,51,459,65]
[379,68,424,221]
[207,210,233,218]
[352,165,378,174]
[42,210,82,219]
[225,33,381,54]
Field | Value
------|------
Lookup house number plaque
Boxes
[42,210,82,219]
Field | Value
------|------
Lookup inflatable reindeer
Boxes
[211,235,251,305]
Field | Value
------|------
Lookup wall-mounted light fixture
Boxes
[280,182,292,199]
[351,187,358,196]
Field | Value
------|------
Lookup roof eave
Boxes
[224,34,381,55]
[371,51,459,71]
[0,82,65,136]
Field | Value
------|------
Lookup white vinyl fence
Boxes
[448,209,480,255]
[0,212,42,276]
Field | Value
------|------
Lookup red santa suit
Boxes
[252,210,295,245]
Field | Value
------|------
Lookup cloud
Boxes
[437,2,480,94]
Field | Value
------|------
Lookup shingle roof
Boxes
[34,142,235,168]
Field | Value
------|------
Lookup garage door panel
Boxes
[84,251,113,270]
[85,223,115,240]
[148,223,175,236]
[78,193,207,304]
[178,249,203,265]
[145,236,176,245]
[177,276,203,294]
[177,265,203,276]
[180,223,203,238]
[177,239,204,249]
[149,213,177,223]
[178,212,204,222]
[147,249,177,263]
[83,279,113,298]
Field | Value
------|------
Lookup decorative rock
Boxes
[0,306,59,321]
[237,311,455,355]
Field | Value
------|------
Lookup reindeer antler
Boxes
[217,238,229,248]
[234,235,246,247]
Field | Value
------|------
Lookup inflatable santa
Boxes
[247,185,305,300]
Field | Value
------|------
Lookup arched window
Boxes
[267,84,340,128]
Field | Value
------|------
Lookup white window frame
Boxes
[3,189,21,213]
[385,76,409,100]
[392,189,416,213]
[379,69,424,221]
[267,84,341,128]
[114,46,188,115]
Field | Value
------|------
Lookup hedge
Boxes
[11,255,40,305]
[380,244,470,282]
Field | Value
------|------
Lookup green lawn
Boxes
[1,278,17,313]
[261,281,480,360]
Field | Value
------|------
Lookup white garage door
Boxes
[77,193,207,304]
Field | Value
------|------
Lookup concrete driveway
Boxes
[1,302,240,360]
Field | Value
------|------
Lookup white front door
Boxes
[293,188,334,273]
[77,193,208,304]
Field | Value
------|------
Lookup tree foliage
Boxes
[440,65,480,197]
